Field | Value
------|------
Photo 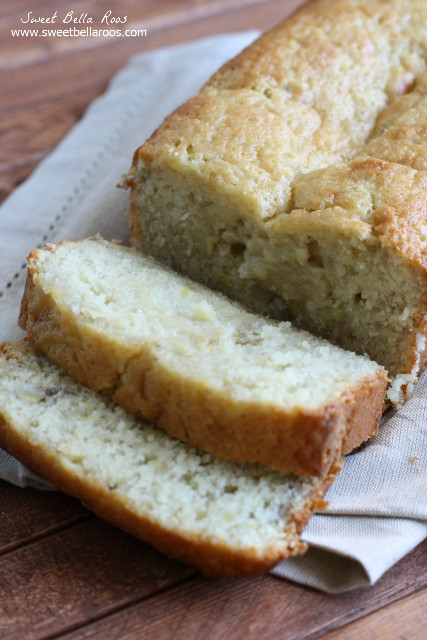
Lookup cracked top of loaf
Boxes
[134,0,427,266]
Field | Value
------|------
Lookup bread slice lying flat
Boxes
[20,238,386,477]
[0,341,338,577]
[127,0,427,404]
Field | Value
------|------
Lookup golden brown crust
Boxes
[0,341,338,578]
[291,156,427,271]
[115,358,386,474]
[20,242,386,477]
[340,373,387,455]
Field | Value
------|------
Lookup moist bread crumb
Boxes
[19,237,387,477]
[0,340,338,577]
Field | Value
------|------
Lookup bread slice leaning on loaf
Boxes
[0,340,338,577]
[126,0,427,404]
[20,237,387,477]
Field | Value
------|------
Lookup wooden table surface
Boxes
[1,1,427,638]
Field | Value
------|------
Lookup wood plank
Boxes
[0,517,196,640]
[322,588,427,640]
[57,540,427,640]
[0,480,88,552]
[0,87,95,172]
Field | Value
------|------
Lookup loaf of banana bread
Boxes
[126,0,427,404]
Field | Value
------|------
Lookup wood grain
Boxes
[322,588,427,640]
[0,479,88,553]
[0,517,196,640]
[58,540,427,640]
[0,88,92,171]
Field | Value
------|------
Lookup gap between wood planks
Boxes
[0,516,198,640]
[30,541,427,640]
[0,513,93,558]
[36,573,200,640]
[321,587,427,640]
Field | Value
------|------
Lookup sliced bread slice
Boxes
[0,341,337,577]
[19,238,387,477]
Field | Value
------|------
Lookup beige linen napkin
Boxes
[1,32,426,593]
